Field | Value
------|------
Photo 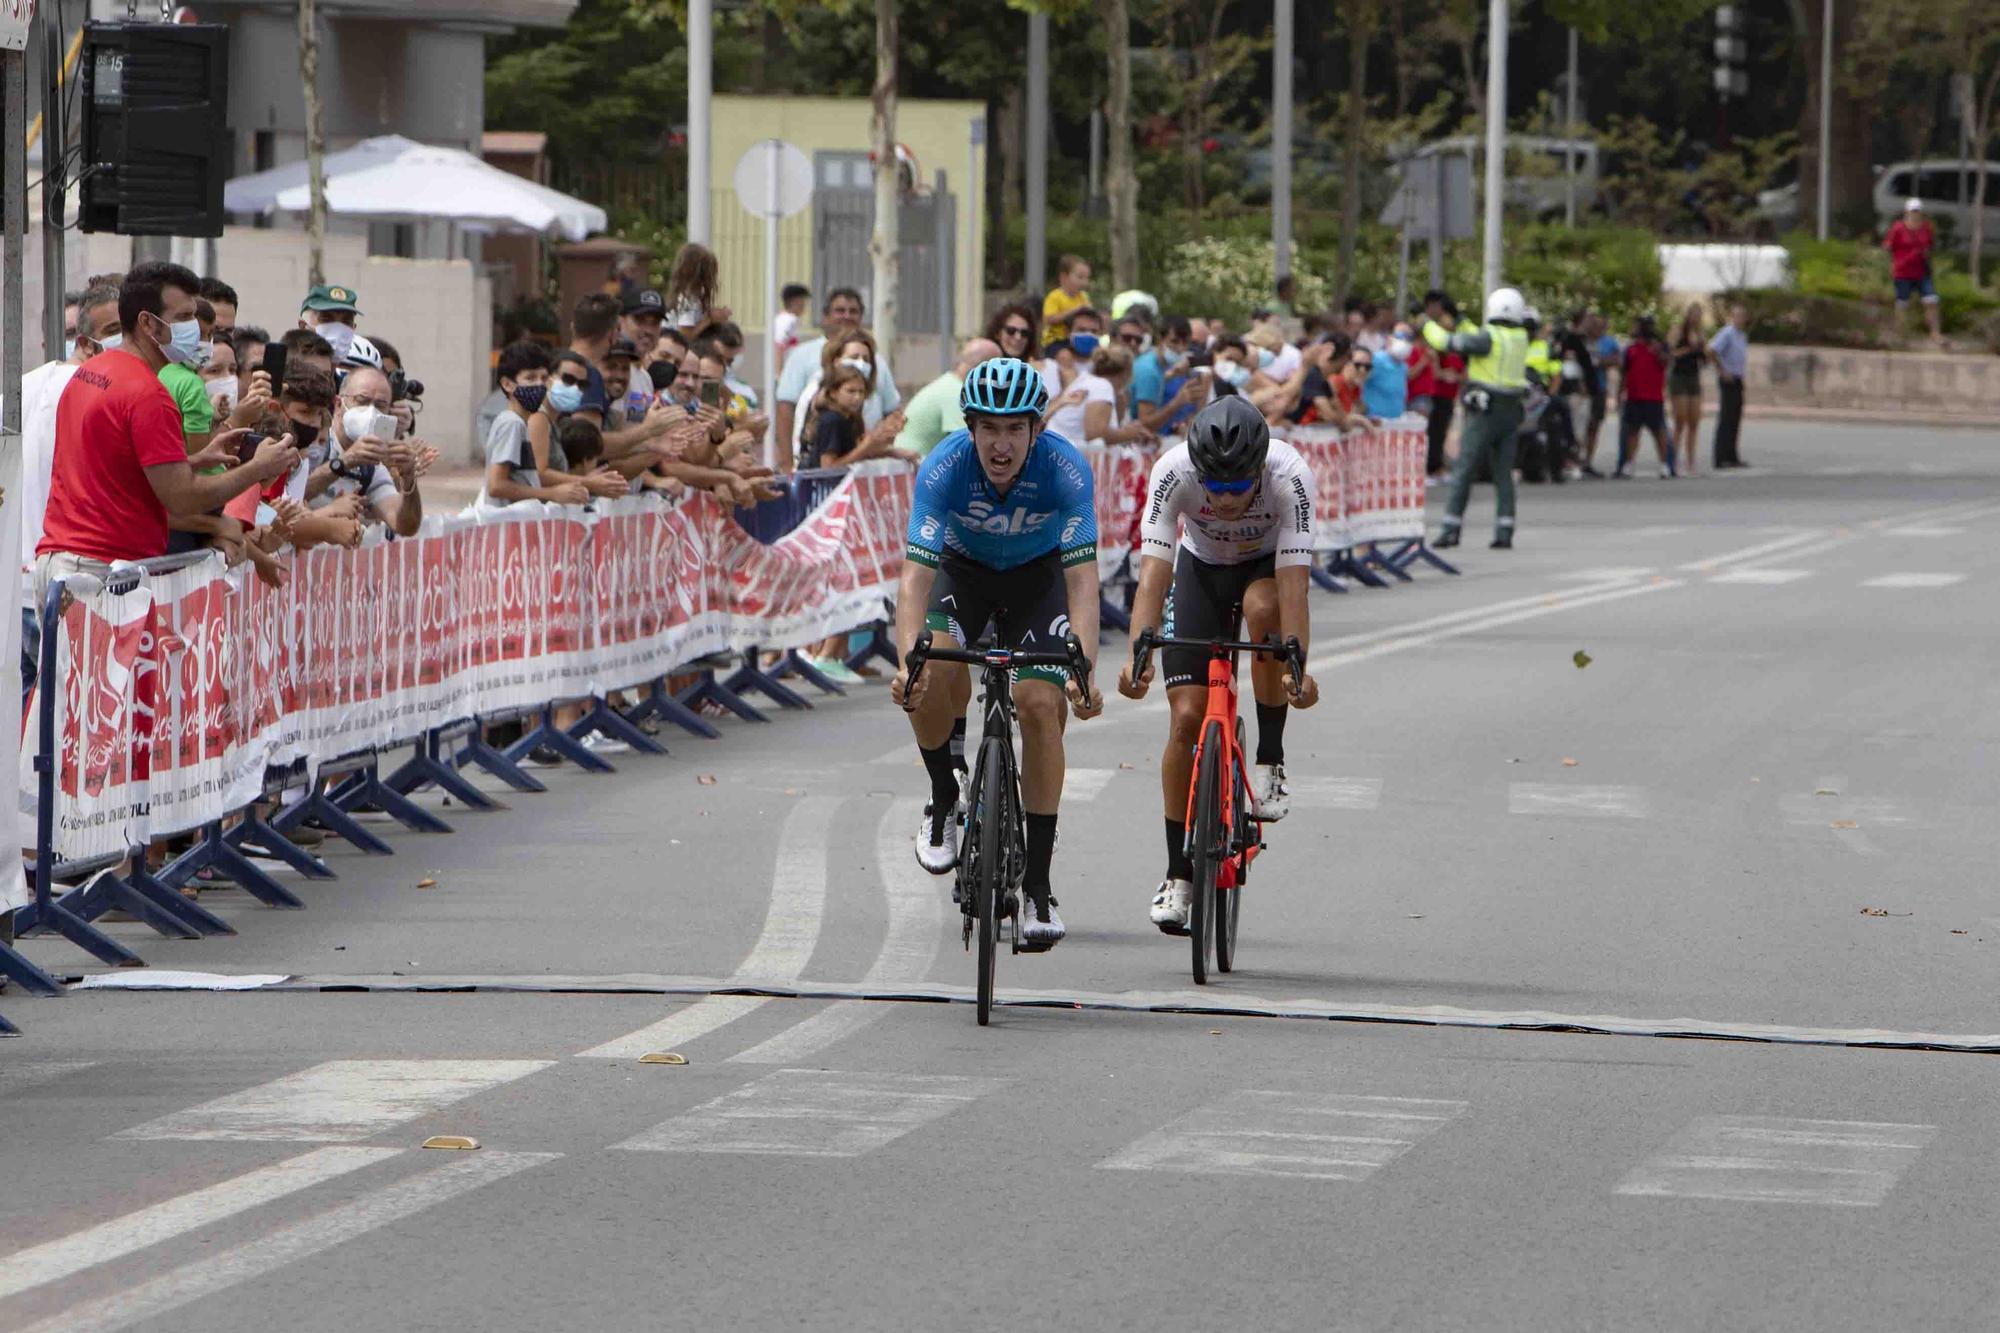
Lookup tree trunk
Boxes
[1334,1,1372,307]
[1390,0,1410,119]
[1791,0,1874,228]
[870,0,899,353]
[299,0,326,287]
[1104,0,1138,291]
[1972,68,1998,291]
[998,83,1024,214]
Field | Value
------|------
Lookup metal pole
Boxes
[1563,27,1577,229]
[762,141,779,470]
[1087,106,1102,211]
[935,168,951,374]
[967,118,980,342]
[1429,153,1444,290]
[687,0,713,245]
[5,51,24,424]
[1025,10,1048,292]
[1815,0,1831,241]
[40,7,63,363]
[1481,0,1507,299]
[1273,0,1293,282]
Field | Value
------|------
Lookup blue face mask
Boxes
[1216,359,1251,388]
[1070,332,1100,357]
[64,339,76,360]
[155,315,202,365]
[548,381,584,414]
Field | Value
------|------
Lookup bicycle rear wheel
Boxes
[1189,721,1224,985]
[1215,755,1247,974]
[973,739,1005,1025]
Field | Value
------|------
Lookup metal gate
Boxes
[812,151,956,337]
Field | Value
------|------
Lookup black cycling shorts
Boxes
[1161,547,1277,690]
[924,550,1071,685]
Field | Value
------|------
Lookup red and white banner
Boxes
[29,473,914,866]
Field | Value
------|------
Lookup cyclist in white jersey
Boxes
[1117,395,1321,933]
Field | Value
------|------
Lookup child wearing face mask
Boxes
[481,341,590,510]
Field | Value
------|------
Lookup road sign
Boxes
[733,138,812,220]
[1381,151,1474,241]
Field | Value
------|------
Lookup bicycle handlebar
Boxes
[901,629,1096,712]
[1129,628,1308,699]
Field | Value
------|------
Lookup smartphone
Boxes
[234,432,268,464]
[261,342,287,394]
[699,380,724,409]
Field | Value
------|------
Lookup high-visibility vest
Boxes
[1467,324,1532,391]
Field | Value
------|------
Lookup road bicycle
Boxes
[1130,624,1304,984]
[902,629,1094,1026]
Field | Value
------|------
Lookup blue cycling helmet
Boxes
[960,357,1048,419]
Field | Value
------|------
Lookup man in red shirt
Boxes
[35,262,295,604]
[1883,198,1942,344]
[1614,315,1674,480]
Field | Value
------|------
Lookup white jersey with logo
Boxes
[1138,439,1315,569]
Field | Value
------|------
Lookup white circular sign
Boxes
[733,139,814,220]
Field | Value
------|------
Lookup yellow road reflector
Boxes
[639,1052,688,1065]
[421,1135,479,1151]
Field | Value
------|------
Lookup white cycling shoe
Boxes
[915,788,962,875]
[1018,894,1066,949]
[1251,763,1290,821]
[1150,878,1193,936]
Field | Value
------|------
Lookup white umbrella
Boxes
[225,136,607,242]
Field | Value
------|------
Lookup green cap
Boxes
[301,283,361,314]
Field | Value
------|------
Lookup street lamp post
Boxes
[1481,0,1507,298]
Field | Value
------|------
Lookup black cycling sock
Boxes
[920,743,959,813]
[1255,702,1288,767]
[1024,813,1058,898]
[1165,818,1192,882]
[949,717,967,773]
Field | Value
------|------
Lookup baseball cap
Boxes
[1905,198,1924,212]
[605,336,642,362]
[623,289,666,317]
[301,283,361,314]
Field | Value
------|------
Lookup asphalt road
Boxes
[5,418,2000,1332]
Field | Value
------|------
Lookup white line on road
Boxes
[577,796,842,1059]
[0,1060,96,1093]
[1553,567,1657,582]
[1675,530,1828,573]
[1882,526,1965,537]
[1062,767,1120,802]
[614,1069,1003,1158]
[1509,783,1648,819]
[728,800,946,1065]
[1709,568,1814,585]
[114,1060,552,1144]
[1617,1116,1934,1206]
[0,1146,402,1300]
[1287,776,1384,811]
[1860,573,1966,589]
[1306,580,1683,677]
[14,1152,558,1333]
[1099,1089,1467,1181]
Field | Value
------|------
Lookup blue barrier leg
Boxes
[774,650,845,697]
[0,937,65,996]
[268,787,395,858]
[11,889,146,968]
[125,862,236,936]
[62,868,202,940]
[505,706,616,774]
[569,697,669,755]
[453,728,549,793]
[1329,550,1391,590]
[723,650,813,711]
[158,822,311,908]
[383,732,502,809]
[229,811,334,880]
[331,762,455,834]
[1391,538,1460,576]
[678,669,770,724]
[628,679,722,740]
[843,623,900,673]
[0,1007,18,1035]
[1359,544,1415,584]
[1310,556,1350,594]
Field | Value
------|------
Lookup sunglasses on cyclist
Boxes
[1201,476,1257,496]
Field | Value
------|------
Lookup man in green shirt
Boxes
[894,337,999,459]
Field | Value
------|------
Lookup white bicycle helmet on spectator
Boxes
[342,333,383,371]
[1484,288,1529,326]
[1110,289,1158,323]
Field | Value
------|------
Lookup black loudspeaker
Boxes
[77,21,230,237]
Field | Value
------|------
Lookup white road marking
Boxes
[1860,573,1965,589]
[1306,581,1682,677]
[868,744,918,766]
[1509,783,1647,819]
[0,1146,402,1300]
[729,800,946,1065]
[1709,568,1813,585]
[1099,1089,1467,1181]
[1676,530,1827,573]
[1287,776,1384,811]
[1617,1116,1934,1206]
[14,1152,557,1333]
[615,1069,1002,1158]
[114,1060,550,1143]
[1554,567,1655,582]
[1062,767,1119,802]
[1882,526,1964,537]
[578,795,841,1059]
[0,1060,96,1092]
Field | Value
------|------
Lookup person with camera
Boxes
[308,364,438,537]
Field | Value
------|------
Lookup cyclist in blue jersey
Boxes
[889,357,1103,947]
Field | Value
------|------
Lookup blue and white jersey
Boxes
[904,429,1098,572]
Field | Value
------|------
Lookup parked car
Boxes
[1758,160,2000,241]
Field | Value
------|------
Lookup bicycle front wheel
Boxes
[1189,721,1224,985]
[1216,753,1247,974]
[973,738,1006,1026]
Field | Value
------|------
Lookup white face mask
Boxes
[317,321,358,362]
[204,375,238,405]
[1387,337,1412,363]
[838,357,873,376]
[342,404,396,443]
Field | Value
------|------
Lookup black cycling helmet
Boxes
[1185,395,1270,483]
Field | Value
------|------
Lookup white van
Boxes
[1872,160,2000,239]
